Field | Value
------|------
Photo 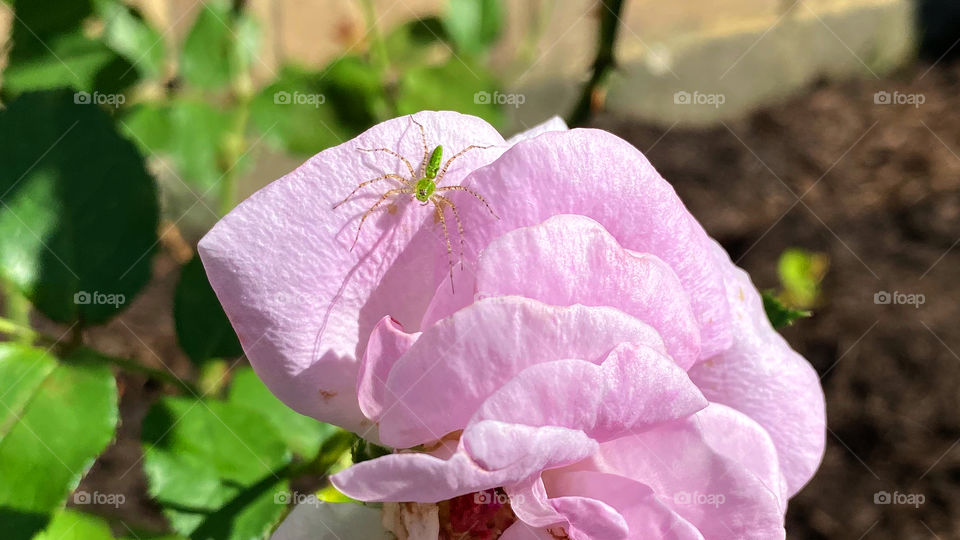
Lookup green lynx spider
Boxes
[333,117,499,290]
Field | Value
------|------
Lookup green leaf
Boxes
[443,0,503,55]
[384,17,448,69]
[395,58,504,128]
[0,344,118,540]
[0,90,159,325]
[777,248,828,309]
[94,0,167,80]
[142,396,292,540]
[762,290,812,329]
[228,368,338,460]
[33,510,114,540]
[180,0,259,90]
[174,254,242,365]
[121,99,236,191]
[250,59,384,155]
[3,0,136,98]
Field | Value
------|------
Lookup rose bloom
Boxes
[200,112,825,540]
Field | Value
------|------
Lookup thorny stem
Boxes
[567,0,625,126]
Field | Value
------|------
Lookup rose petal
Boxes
[378,296,666,447]
[452,128,732,359]
[474,214,701,368]
[199,112,504,431]
[356,316,419,424]
[585,404,786,539]
[688,241,826,496]
[468,342,707,440]
[544,471,705,540]
[331,421,597,503]
[505,116,569,145]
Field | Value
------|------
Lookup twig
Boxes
[567,0,625,126]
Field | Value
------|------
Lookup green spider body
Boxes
[333,119,498,292]
[415,145,443,202]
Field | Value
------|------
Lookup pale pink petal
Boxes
[695,402,788,510]
[504,478,562,528]
[449,129,732,359]
[544,471,705,540]
[548,496,628,540]
[688,241,826,496]
[331,421,597,502]
[584,405,786,539]
[356,316,419,424]
[270,501,390,540]
[378,296,666,448]
[499,522,557,540]
[474,214,701,368]
[468,343,707,440]
[505,116,569,145]
[199,112,504,431]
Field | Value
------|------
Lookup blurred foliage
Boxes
[777,248,829,309]
[0,0,509,536]
[762,248,828,328]
[0,344,118,540]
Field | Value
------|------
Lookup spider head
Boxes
[415,177,435,202]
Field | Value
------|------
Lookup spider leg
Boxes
[333,174,410,209]
[435,185,500,219]
[357,147,416,178]
[352,187,411,251]
[433,194,465,271]
[436,144,494,183]
[409,116,430,176]
[432,200,456,293]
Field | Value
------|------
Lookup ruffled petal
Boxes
[450,129,732,359]
[468,343,707,441]
[199,112,504,431]
[378,296,665,447]
[688,241,826,496]
[331,421,597,503]
[356,316,419,424]
[474,214,701,368]
[585,404,786,539]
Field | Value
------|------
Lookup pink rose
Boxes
[200,112,825,539]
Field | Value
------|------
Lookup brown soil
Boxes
[72,60,960,538]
